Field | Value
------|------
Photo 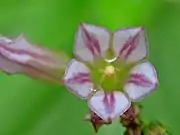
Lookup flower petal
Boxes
[0,36,12,43]
[113,27,147,63]
[74,23,110,62]
[0,35,70,83]
[124,62,158,101]
[63,59,93,99]
[88,91,130,121]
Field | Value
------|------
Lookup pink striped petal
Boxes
[0,36,69,83]
[74,23,110,62]
[124,62,158,101]
[113,27,147,63]
[63,59,93,99]
[88,91,130,121]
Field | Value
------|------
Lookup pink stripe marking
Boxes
[81,25,101,56]
[0,43,54,62]
[103,92,115,113]
[129,74,153,87]
[67,73,90,84]
[110,93,115,110]
[0,53,63,83]
[119,32,140,59]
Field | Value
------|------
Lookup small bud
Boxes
[84,111,112,132]
[146,123,168,135]
[121,104,141,127]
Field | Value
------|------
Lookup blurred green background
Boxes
[0,0,180,135]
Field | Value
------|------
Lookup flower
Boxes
[63,23,158,121]
[0,35,70,83]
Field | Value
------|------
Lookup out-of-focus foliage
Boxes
[0,0,180,135]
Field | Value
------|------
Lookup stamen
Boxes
[104,65,115,76]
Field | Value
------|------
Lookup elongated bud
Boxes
[0,35,70,83]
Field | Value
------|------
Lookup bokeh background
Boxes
[0,0,180,135]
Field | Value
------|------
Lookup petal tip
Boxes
[79,22,92,30]
[79,22,86,27]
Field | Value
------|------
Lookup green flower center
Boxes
[89,56,134,92]
[104,65,116,76]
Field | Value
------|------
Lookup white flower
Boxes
[63,23,158,121]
